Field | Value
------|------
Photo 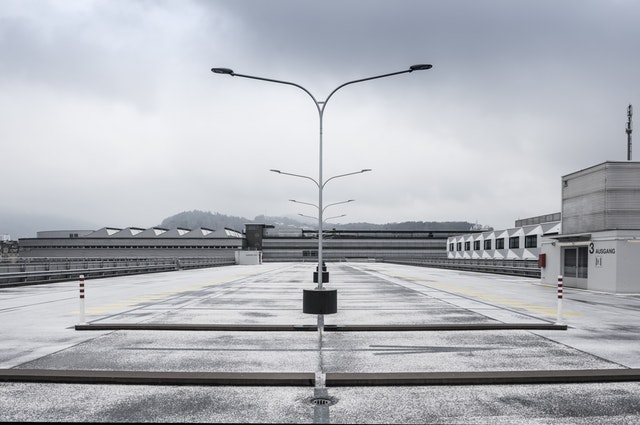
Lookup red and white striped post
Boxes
[78,274,86,325]
[556,275,564,324]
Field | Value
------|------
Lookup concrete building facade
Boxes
[447,214,560,261]
[541,162,640,293]
[16,224,463,263]
[18,227,245,260]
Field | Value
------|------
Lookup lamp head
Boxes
[409,64,433,71]
[211,67,235,75]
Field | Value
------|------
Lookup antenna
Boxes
[627,104,633,161]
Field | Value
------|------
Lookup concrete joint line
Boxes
[0,370,314,386]
[74,323,568,332]
[1,369,638,387]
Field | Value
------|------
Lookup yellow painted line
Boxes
[71,281,221,315]
[71,264,287,316]
[389,273,581,318]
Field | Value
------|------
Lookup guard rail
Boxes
[385,258,541,278]
[0,257,235,287]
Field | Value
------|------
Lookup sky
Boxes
[1,0,639,238]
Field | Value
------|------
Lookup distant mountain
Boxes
[159,210,249,232]
[158,210,487,232]
[335,221,488,231]
[1,209,489,241]
[158,210,319,232]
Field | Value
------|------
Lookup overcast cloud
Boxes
[1,0,639,237]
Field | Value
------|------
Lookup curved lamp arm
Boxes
[290,199,355,213]
[212,65,432,114]
[270,169,319,187]
[322,169,371,189]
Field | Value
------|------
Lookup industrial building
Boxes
[449,161,640,294]
[16,224,460,263]
[540,161,640,293]
[17,227,245,260]
[247,224,455,261]
[447,213,561,261]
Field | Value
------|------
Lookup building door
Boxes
[562,246,588,288]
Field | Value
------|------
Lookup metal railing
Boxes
[384,258,541,278]
[0,257,235,287]
[1,256,541,287]
[260,255,541,278]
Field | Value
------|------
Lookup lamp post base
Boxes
[313,271,329,283]
[303,289,337,315]
[314,262,328,283]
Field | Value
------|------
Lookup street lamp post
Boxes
[268,167,369,284]
[212,67,431,277]
[211,64,432,302]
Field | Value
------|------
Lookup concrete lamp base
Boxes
[302,289,337,315]
[313,271,329,283]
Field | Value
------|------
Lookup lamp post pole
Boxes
[212,64,432,284]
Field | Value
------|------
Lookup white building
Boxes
[447,214,560,261]
[447,161,640,294]
[541,161,640,293]
[19,226,245,259]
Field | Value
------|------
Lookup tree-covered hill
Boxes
[159,210,489,232]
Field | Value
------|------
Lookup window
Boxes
[484,239,492,250]
[449,243,454,252]
[456,242,462,251]
[495,238,505,249]
[473,240,480,250]
[525,235,537,248]
[509,236,520,249]
[563,247,588,278]
[464,241,470,251]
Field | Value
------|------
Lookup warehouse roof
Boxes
[36,227,243,239]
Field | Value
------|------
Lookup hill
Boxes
[159,210,487,232]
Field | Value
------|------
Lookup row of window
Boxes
[21,245,241,250]
[294,249,447,258]
[449,235,538,252]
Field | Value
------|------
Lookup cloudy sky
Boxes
[1,0,639,237]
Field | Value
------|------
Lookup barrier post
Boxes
[556,275,563,325]
[78,274,86,325]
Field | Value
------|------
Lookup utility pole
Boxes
[627,104,633,161]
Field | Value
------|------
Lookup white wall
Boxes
[540,238,561,286]
[544,230,640,293]
[235,250,262,265]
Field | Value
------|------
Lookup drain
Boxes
[310,397,335,406]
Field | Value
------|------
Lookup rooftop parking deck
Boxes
[1,262,639,423]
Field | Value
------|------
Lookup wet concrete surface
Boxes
[1,262,639,423]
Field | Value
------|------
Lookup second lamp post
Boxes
[211,64,432,288]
